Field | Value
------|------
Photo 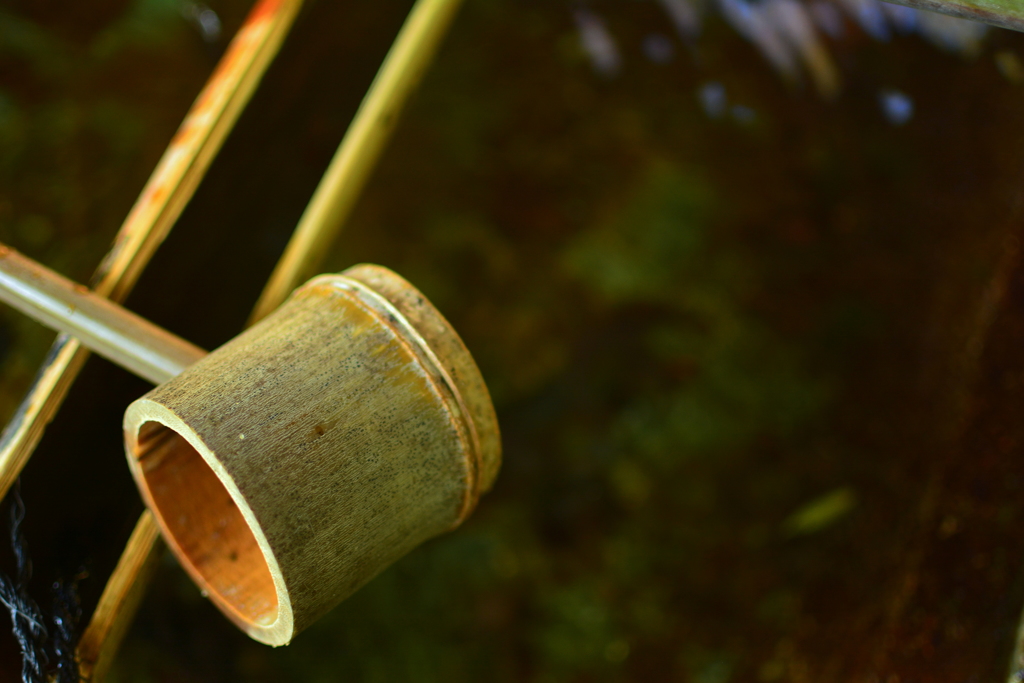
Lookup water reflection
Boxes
[879,88,914,125]
[573,7,622,77]
[180,2,222,44]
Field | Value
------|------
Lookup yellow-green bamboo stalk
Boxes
[76,512,163,683]
[249,0,466,324]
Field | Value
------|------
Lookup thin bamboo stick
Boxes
[0,246,205,385]
[0,0,304,504]
[75,512,163,683]
[248,0,466,324]
[882,0,1024,31]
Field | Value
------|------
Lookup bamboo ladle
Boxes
[0,244,500,646]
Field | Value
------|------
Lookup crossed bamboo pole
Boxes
[79,1,464,679]
[0,0,302,677]
[0,0,303,506]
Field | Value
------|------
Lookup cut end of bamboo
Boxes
[126,405,293,645]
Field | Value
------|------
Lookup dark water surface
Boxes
[3,0,1024,681]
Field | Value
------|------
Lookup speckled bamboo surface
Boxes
[123,265,500,646]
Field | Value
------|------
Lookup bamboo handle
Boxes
[0,246,205,385]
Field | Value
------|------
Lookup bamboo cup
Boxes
[122,264,500,646]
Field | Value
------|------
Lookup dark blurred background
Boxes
[2,0,1024,680]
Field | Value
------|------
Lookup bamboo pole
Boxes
[79,0,464,677]
[248,0,466,324]
[0,0,304,504]
[882,0,1024,31]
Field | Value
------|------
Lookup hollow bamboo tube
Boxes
[123,265,500,646]
[248,0,465,324]
[882,0,1024,31]
[0,0,305,504]
[0,246,205,385]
